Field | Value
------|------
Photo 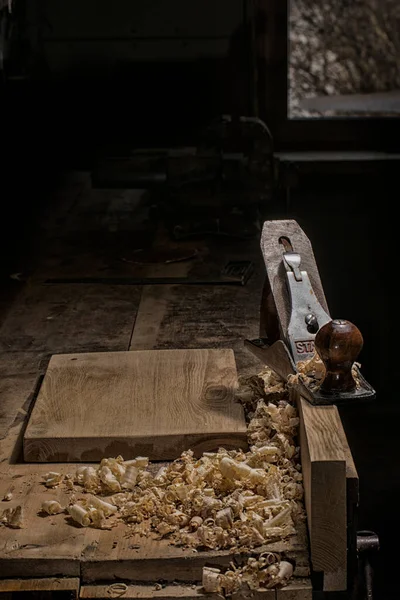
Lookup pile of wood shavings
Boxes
[1,366,307,593]
[287,352,361,391]
[288,353,327,391]
[35,367,305,557]
[202,556,293,594]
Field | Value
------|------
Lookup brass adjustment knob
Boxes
[315,319,363,394]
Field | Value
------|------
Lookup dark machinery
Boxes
[92,115,275,241]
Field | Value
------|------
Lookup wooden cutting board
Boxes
[23,349,247,462]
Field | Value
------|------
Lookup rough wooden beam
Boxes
[297,395,347,592]
[81,584,276,600]
[276,579,312,599]
[0,578,80,597]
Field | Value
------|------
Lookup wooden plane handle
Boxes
[315,319,363,394]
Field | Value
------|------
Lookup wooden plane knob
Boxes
[315,319,363,394]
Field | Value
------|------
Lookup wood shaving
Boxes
[41,500,64,515]
[106,583,128,598]
[43,472,64,488]
[1,505,24,528]
[34,366,305,590]
[68,503,91,527]
[202,555,294,594]
[3,492,13,501]
[35,395,303,547]
[237,368,286,411]
[288,351,361,392]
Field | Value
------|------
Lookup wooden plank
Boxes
[336,415,359,590]
[129,262,191,352]
[0,279,142,459]
[0,283,142,355]
[297,396,347,592]
[81,541,305,584]
[0,373,40,441]
[81,585,275,600]
[0,578,80,595]
[127,237,264,377]
[276,579,312,599]
[129,286,174,351]
[0,465,84,578]
[24,349,247,462]
[80,585,212,600]
[129,280,263,377]
[0,353,47,463]
[233,591,276,600]
[0,462,308,582]
[81,520,308,583]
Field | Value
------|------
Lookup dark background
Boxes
[0,1,397,598]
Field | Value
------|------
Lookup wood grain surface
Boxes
[80,585,314,600]
[297,395,347,592]
[0,463,309,582]
[80,584,220,600]
[0,283,142,356]
[24,349,247,462]
[81,584,277,600]
[0,578,80,596]
[276,579,312,600]
[81,518,309,583]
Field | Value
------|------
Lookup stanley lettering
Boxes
[295,340,315,354]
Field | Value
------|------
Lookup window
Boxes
[256,0,400,149]
[289,0,400,118]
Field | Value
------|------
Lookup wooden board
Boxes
[80,584,220,600]
[0,283,142,356]
[80,518,308,583]
[128,264,264,377]
[81,584,276,600]
[24,349,247,462]
[0,463,309,582]
[276,580,312,599]
[0,578,80,596]
[296,395,347,592]
[336,413,359,591]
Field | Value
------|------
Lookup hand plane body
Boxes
[245,220,376,406]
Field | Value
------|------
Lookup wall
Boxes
[17,0,250,152]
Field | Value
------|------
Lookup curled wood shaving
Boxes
[289,351,361,391]
[1,505,24,528]
[202,567,222,593]
[106,583,128,598]
[43,472,64,488]
[87,495,118,516]
[41,500,64,515]
[202,556,294,594]
[68,503,91,527]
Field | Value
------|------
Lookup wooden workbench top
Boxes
[0,175,314,597]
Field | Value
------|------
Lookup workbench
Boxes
[0,173,357,599]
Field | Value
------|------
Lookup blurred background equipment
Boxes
[92,115,274,240]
